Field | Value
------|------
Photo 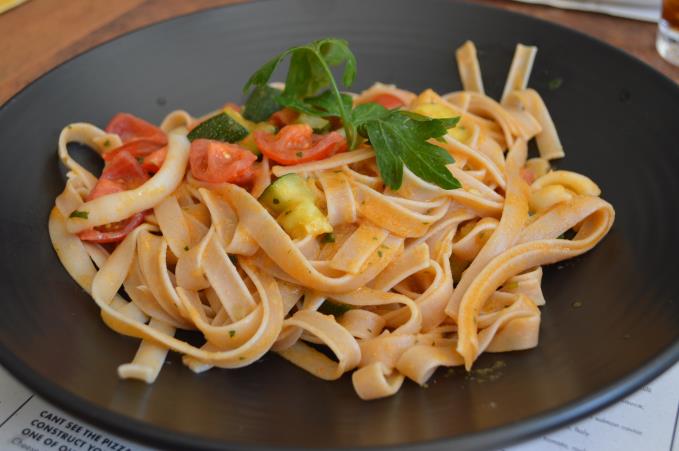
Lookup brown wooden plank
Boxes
[0,0,676,106]
[0,0,145,103]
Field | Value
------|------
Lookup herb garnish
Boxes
[321,232,335,243]
[69,210,89,219]
[242,85,283,122]
[355,106,461,190]
[548,77,563,91]
[244,38,357,146]
[243,38,461,191]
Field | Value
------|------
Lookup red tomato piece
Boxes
[96,151,149,193]
[189,139,257,184]
[254,124,347,165]
[141,147,167,174]
[79,151,150,243]
[86,178,124,201]
[78,213,146,244]
[269,108,299,128]
[366,93,405,110]
[106,113,167,145]
[229,165,257,186]
[102,139,165,162]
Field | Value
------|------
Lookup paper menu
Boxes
[0,366,150,451]
[0,364,676,451]
[505,363,679,451]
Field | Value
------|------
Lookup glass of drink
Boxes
[658,0,679,65]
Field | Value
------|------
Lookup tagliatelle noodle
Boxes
[456,41,485,94]
[66,130,191,233]
[48,40,614,399]
[503,89,565,160]
[500,44,537,103]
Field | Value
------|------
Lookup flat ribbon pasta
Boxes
[48,40,614,400]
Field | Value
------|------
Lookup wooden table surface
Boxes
[1,0,677,106]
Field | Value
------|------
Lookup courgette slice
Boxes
[259,174,315,214]
[223,106,256,131]
[187,112,249,143]
[277,201,333,239]
[259,174,332,239]
[295,113,330,133]
[243,85,283,122]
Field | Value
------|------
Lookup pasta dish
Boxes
[49,39,614,400]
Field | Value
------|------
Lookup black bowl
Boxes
[0,0,677,450]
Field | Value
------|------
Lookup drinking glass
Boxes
[657,0,679,66]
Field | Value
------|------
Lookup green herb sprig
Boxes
[243,38,461,191]
[244,38,357,147]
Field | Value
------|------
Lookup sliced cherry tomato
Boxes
[229,165,257,186]
[80,151,150,243]
[78,213,146,244]
[365,93,405,110]
[103,113,167,171]
[86,178,124,201]
[87,151,149,201]
[102,139,165,162]
[269,108,299,128]
[141,147,167,174]
[189,139,257,184]
[97,151,149,192]
[254,124,347,165]
[106,113,166,145]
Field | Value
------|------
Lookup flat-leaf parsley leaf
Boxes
[243,38,461,191]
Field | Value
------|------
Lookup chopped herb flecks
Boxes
[69,210,89,219]
[321,232,335,243]
[548,77,563,91]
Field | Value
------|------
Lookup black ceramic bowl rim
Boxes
[0,1,677,450]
